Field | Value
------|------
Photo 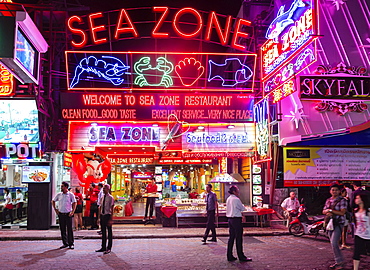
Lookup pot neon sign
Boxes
[67,7,251,51]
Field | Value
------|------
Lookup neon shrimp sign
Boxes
[70,56,129,88]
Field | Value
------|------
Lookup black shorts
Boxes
[75,204,83,214]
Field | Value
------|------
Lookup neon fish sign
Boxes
[70,56,129,88]
[88,123,160,143]
[208,58,253,87]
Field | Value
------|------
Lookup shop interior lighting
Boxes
[227,125,235,129]
[198,126,205,130]
[152,124,159,127]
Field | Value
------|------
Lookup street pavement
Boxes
[1,235,369,270]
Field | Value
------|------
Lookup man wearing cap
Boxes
[96,184,115,254]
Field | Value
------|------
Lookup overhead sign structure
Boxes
[261,0,318,103]
[284,147,370,186]
[67,7,252,51]
[65,52,256,92]
[60,92,254,123]
[0,11,48,84]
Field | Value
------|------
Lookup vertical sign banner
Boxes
[284,147,370,186]
[254,98,271,162]
[0,65,14,96]
[261,0,318,102]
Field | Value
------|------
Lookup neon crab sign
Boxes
[134,57,174,88]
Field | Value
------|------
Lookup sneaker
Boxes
[239,257,252,262]
[95,248,106,252]
[104,250,111,254]
[59,244,69,249]
[69,245,74,249]
[329,262,344,269]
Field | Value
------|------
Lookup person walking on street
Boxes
[2,187,13,224]
[340,188,351,250]
[202,184,218,242]
[52,182,77,249]
[226,185,252,262]
[281,191,300,224]
[351,181,370,209]
[353,193,370,270]
[143,178,157,221]
[73,187,83,230]
[96,184,114,254]
[322,183,347,270]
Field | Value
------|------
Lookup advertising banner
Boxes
[60,92,254,123]
[284,147,370,186]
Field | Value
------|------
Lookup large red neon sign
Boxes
[67,7,252,51]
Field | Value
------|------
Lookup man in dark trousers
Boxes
[226,185,252,262]
[52,182,77,249]
[89,183,100,230]
[202,184,218,242]
[143,178,157,221]
[96,184,115,254]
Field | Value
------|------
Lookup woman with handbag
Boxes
[2,187,13,224]
[353,193,370,270]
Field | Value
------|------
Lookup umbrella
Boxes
[209,173,238,183]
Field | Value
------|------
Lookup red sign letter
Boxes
[173,8,203,38]
[89,12,107,45]
[205,12,232,46]
[231,18,251,51]
[152,6,170,38]
[115,9,139,39]
[68,15,87,48]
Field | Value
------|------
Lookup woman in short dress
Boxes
[73,187,83,230]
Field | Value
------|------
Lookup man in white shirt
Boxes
[96,184,115,254]
[226,185,252,262]
[15,189,24,220]
[51,182,76,249]
[281,191,300,223]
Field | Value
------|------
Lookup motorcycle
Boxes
[288,203,327,238]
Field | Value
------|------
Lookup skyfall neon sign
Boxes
[67,7,251,51]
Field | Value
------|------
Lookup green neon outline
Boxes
[134,56,174,88]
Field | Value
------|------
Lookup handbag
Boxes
[326,218,334,231]
[324,198,343,229]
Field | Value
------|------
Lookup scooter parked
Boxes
[288,203,327,238]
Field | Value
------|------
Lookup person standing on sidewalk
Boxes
[2,187,13,224]
[143,178,157,221]
[96,183,104,235]
[15,189,24,221]
[352,193,370,270]
[96,184,114,254]
[52,181,77,249]
[226,185,252,262]
[322,183,347,270]
[202,184,218,242]
[89,183,100,230]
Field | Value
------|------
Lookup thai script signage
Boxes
[284,147,370,186]
[67,7,252,51]
[183,151,253,158]
[0,65,13,96]
[60,92,254,123]
[300,76,370,99]
[65,52,256,91]
[182,123,255,153]
[63,152,72,167]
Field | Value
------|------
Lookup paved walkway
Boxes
[0,224,289,240]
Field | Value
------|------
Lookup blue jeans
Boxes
[327,224,344,264]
